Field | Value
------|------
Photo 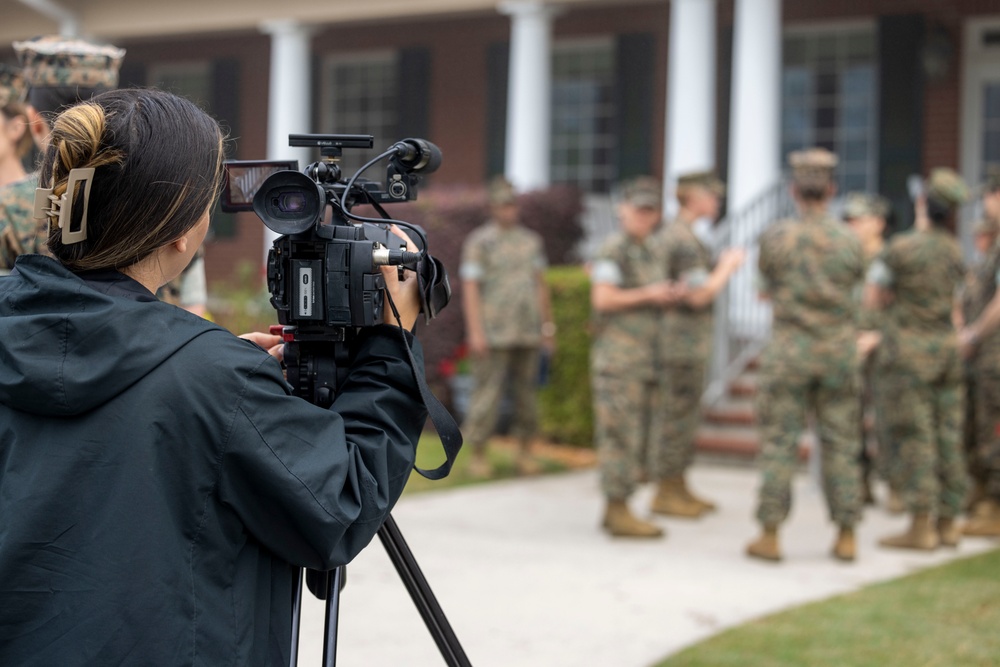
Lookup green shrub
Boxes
[538,266,593,447]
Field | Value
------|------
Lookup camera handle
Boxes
[283,336,472,667]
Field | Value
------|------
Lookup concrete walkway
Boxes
[293,464,998,667]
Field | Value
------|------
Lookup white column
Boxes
[500,1,556,192]
[259,20,315,253]
[726,0,782,232]
[663,0,717,219]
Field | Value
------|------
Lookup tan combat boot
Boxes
[886,487,905,515]
[602,500,664,538]
[937,517,961,547]
[831,526,856,562]
[679,476,718,513]
[746,524,781,562]
[878,513,939,550]
[650,477,704,518]
[963,498,1000,537]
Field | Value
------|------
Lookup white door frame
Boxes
[960,16,1000,189]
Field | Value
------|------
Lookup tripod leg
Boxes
[321,567,344,667]
[289,568,303,667]
[378,514,473,667]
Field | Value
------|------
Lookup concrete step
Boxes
[702,397,755,426]
[729,372,758,398]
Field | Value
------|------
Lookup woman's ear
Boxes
[172,234,189,255]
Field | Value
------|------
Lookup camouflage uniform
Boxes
[0,36,124,273]
[869,227,968,517]
[591,231,665,500]
[459,217,547,449]
[0,176,41,272]
[653,220,712,479]
[965,233,1000,502]
[755,210,865,528]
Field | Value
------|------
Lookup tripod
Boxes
[282,333,471,667]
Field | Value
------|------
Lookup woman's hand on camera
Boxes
[239,332,284,363]
[383,225,421,331]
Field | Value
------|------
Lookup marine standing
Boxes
[460,177,555,477]
[747,148,865,562]
[650,171,744,518]
[871,168,969,550]
[0,36,124,271]
[0,65,31,190]
[958,166,1000,537]
[591,176,684,537]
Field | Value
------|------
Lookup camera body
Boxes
[222,134,449,339]
[268,221,403,332]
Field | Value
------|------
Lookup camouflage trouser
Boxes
[974,367,1000,499]
[879,362,968,517]
[593,373,659,500]
[754,368,862,528]
[964,364,985,485]
[653,360,707,479]
[462,346,540,451]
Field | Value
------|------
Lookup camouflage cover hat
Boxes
[926,167,968,208]
[620,176,662,209]
[677,170,725,196]
[14,36,125,89]
[843,192,890,220]
[488,176,517,206]
[788,147,838,191]
[0,64,27,107]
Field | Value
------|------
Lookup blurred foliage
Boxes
[538,266,593,447]
[208,261,274,336]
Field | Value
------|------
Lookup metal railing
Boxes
[701,180,795,406]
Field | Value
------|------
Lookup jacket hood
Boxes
[0,255,219,416]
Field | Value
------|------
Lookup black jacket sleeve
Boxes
[217,326,427,569]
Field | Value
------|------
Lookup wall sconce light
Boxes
[922,23,954,81]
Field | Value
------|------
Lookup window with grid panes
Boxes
[551,40,617,193]
[781,29,878,193]
[320,53,398,181]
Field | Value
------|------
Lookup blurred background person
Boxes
[747,148,865,563]
[651,170,743,519]
[460,176,555,477]
[590,176,683,538]
[871,169,969,551]
[958,166,1000,537]
[0,36,124,271]
[0,65,31,188]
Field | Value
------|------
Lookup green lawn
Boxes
[402,433,574,495]
[657,548,1000,667]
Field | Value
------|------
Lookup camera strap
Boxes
[387,298,463,481]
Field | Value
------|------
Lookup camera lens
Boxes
[275,192,307,213]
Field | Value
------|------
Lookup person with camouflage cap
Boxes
[590,176,686,538]
[459,176,555,477]
[0,35,124,272]
[650,170,744,519]
[0,65,32,190]
[870,168,970,551]
[843,191,903,511]
[747,148,865,562]
[958,165,1000,537]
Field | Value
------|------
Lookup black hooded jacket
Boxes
[0,255,427,666]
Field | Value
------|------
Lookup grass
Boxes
[656,548,1000,667]
[401,433,593,495]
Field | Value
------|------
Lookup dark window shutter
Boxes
[486,41,510,179]
[877,15,925,233]
[615,33,655,180]
[396,47,431,141]
[211,58,241,239]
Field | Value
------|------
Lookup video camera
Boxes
[220,134,450,337]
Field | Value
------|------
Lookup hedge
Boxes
[538,265,593,447]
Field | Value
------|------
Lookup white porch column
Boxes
[726,0,782,232]
[500,1,556,192]
[663,0,717,219]
[259,20,315,253]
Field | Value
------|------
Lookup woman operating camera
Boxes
[0,88,426,665]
